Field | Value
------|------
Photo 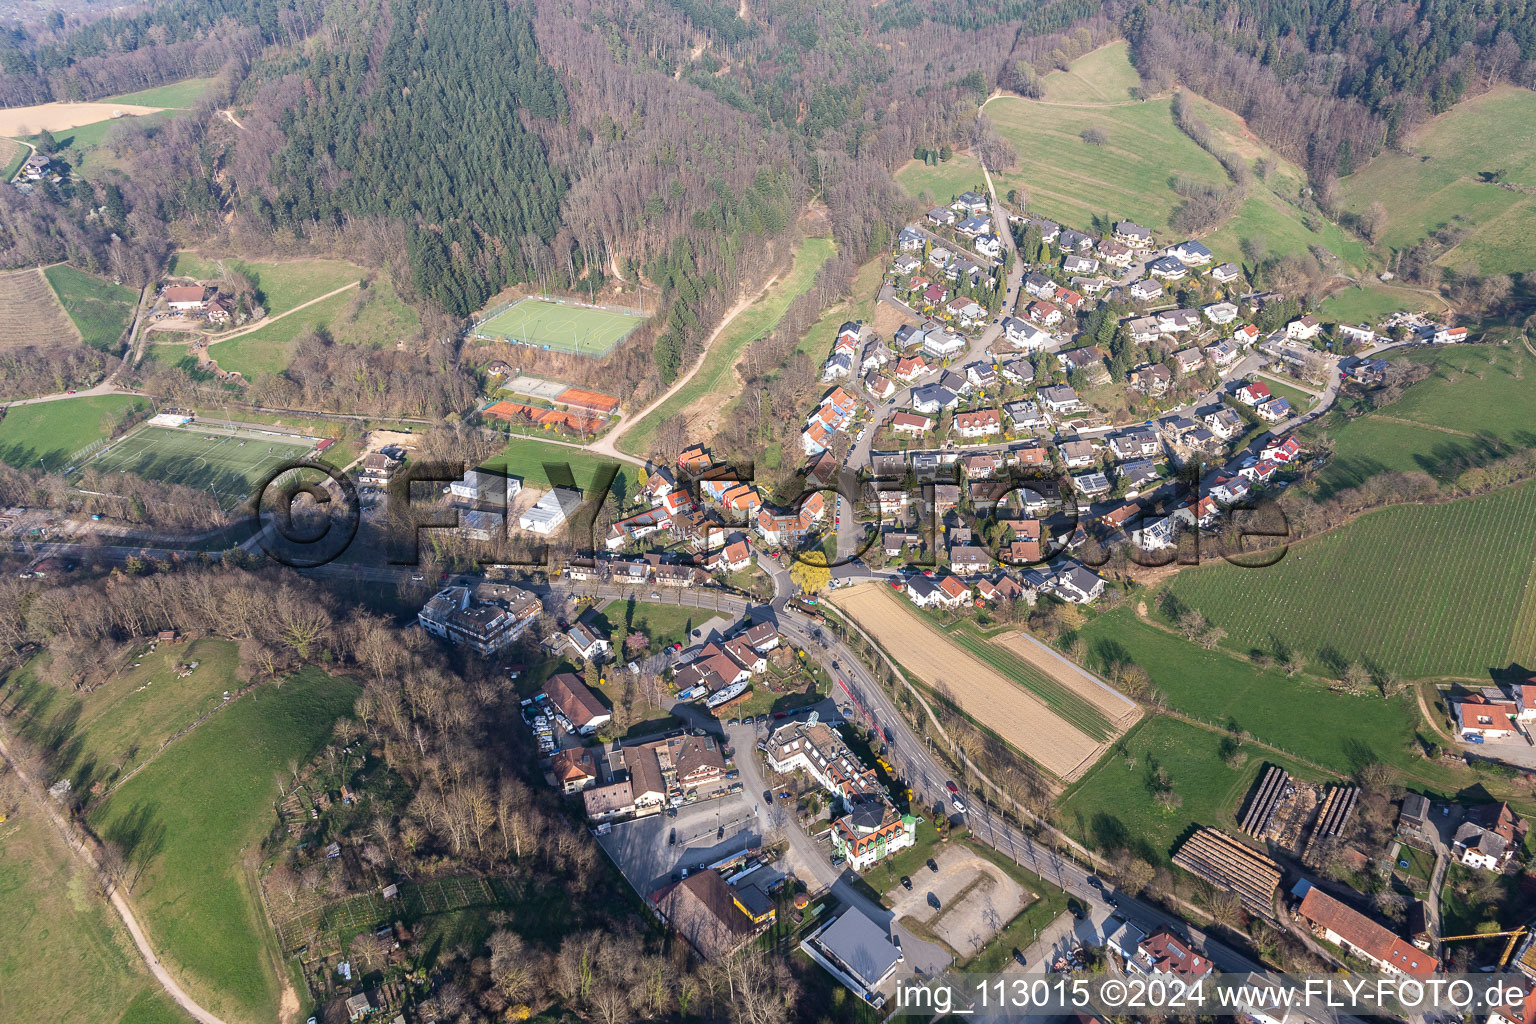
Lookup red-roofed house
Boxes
[1297,886,1438,976]
[1028,301,1063,326]
[1128,928,1213,981]
[1236,381,1272,406]
[1261,435,1301,463]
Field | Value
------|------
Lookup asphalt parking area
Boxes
[596,793,761,894]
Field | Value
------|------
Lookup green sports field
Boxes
[470,298,645,356]
[79,424,316,509]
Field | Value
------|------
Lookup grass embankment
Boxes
[45,264,138,352]
[618,235,836,458]
[90,669,358,1024]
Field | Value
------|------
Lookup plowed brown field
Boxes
[827,584,1108,781]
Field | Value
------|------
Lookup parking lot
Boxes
[596,791,763,895]
[888,846,1030,958]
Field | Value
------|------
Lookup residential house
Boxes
[999,359,1034,386]
[1171,240,1213,265]
[906,574,972,608]
[1024,272,1056,299]
[926,207,957,227]
[1204,339,1240,367]
[1435,325,1469,344]
[945,296,984,324]
[1058,438,1097,469]
[1210,262,1242,285]
[1109,429,1161,461]
[1029,218,1061,243]
[1038,385,1083,416]
[1452,692,1520,740]
[1054,285,1085,312]
[1173,348,1204,375]
[956,214,991,238]
[1113,221,1152,247]
[1027,300,1063,326]
[909,384,959,415]
[1255,396,1292,422]
[1203,301,1239,325]
[1117,459,1161,492]
[1072,471,1111,498]
[1058,345,1108,376]
[897,226,925,251]
[566,622,612,663]
[1203,407,1245,440]
[1073,275,1111,295]
[1261,435,1301,463]
[1453,802,1525,871]
[1286,314,1321,341]
[1296,885,1438,976]
[953,191,990,215]
[1235,381,1272,406]
[606,507,674,549]
[890,412,932,436]
[1004,399,1047,429]
[1146,256,1188,280]
[881,531,922,558]
[1002,316,1051,351]
[964,362,998,390]
[1058,228,1094,253]
[949,545,991,574]
[1128,279,1162,302]
[1063,254,1100,275]
[1156,308,1201,334]
[922,326,966,361]
[1098,238,1133,266]
[1232,323,1261,345]
[1125,928,1214,982]
[954,408,1002,438]
[550,748,598,795]
[894,355,929,383]
[1209,475,1251,505]
[1337,323,1376,346]
[1052,563,1105,603]
[863,372,895,401]
[1129,363,1173,396]
[1126,316,1161,344]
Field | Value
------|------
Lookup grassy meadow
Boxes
[1305,343,1536,496]
[167,254,365,317]
[0,810,183,1024]
[985,92,1226,233]
[1319,284,1444,324]
[1162,479,1536,679]
[90,668,358,1024]
[1077,608,1426,777]
[206,274,418,378]
[894,154,989,205]
[1059,715,1322,864]
[45,264,138,351]
[1037,42,1143,103]
[1337,87,1536,275]
[618,235,836,457]
[3,640,242,796]
[102,78,216,108]
[0,394,150,471]
[484,435,634,497]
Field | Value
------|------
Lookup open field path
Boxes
[589,272,780,459]
[192,280,361,347]
[0,726,231,1024]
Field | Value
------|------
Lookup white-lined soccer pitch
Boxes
[78,425,316,509]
